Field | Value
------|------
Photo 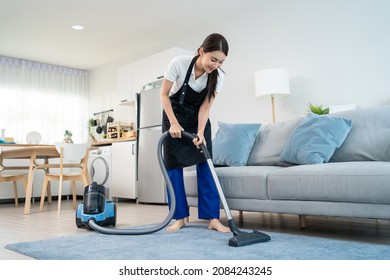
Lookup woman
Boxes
[160,33,230,232]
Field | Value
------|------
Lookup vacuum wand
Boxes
[181,131,271,247]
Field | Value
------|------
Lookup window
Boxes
[0,56,89,144]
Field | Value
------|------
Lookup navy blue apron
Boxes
[162,55,212,169]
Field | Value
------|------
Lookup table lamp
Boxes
[254,68,290,123]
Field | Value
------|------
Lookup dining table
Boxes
[0,144,63,214]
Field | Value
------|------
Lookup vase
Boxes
[64,136,73,143]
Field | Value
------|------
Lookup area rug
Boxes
[5,223,390,260]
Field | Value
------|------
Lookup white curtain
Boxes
[0,56,89,144]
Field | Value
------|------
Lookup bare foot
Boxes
[208,219,231,233]
[166,218,186,231]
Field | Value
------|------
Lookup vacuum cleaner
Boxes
[75,131,271,246]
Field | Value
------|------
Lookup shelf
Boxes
[107,123,134,139]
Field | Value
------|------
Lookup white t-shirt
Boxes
[164,55,225,96]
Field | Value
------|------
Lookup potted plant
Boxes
[307,103,329,115]
[64,130,73,143]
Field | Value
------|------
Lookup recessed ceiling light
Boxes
[72,24,84,31]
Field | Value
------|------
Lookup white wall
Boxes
[89,0,390,135]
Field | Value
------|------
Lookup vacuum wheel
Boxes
[105,202,117,227]
[75,204,86,228]
[75,217,85,228]
[112,203,117,226]
[75,213,86,228]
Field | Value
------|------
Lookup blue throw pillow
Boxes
[213,122,261,166]
[280,113,353,165]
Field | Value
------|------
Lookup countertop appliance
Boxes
[136,80,167,203]
[88,146,112,200]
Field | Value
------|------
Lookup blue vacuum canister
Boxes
[75,182,116,229]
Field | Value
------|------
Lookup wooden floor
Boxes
[1,198,390,260]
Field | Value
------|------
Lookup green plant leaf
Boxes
[307,103,329,115]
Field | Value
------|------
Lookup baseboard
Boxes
[0,195,84,205]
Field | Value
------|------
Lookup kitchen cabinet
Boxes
[146,48,191,82]
[117,62,145,105]
[111,141,137,199]
[117,63,134,104]
[117,47,193,105]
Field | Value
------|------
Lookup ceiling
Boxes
[0,0,259,70]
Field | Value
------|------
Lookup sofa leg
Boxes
[238,210,243,221]
[299,215,306,229]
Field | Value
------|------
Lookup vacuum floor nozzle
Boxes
[229,230,271,247]
[227,219,271,247]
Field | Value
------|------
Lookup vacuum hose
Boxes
[87,131,176,234]
[87,131,271,247]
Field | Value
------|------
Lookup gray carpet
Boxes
[5,223,390,260]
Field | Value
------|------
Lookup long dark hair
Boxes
[198,33,229,101]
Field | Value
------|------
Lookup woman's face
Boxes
[199,49,226,73]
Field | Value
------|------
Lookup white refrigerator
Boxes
[136,83,167,203]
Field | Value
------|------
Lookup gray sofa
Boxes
[184,106,390,227]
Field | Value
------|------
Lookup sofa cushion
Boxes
[247,118,301,166]
[212,122,261,167]
[184,166,284,200]
[267,162,390,204]
[330,106,390,162]
[279,113,352,165]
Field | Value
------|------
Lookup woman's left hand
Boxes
[193,134,206,149]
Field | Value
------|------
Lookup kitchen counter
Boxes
[91,137,136,147]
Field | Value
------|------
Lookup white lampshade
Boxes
[254,68,290,98]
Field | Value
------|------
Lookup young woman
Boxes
[160,33,230,232]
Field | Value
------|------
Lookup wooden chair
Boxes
[0,172,27,207]
[39,143,90,214]
[0,147,27,207]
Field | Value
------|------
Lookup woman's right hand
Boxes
[169,122,184,138]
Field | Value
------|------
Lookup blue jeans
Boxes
[167,162,220,220]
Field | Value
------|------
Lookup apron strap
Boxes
[179,55,199,104]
